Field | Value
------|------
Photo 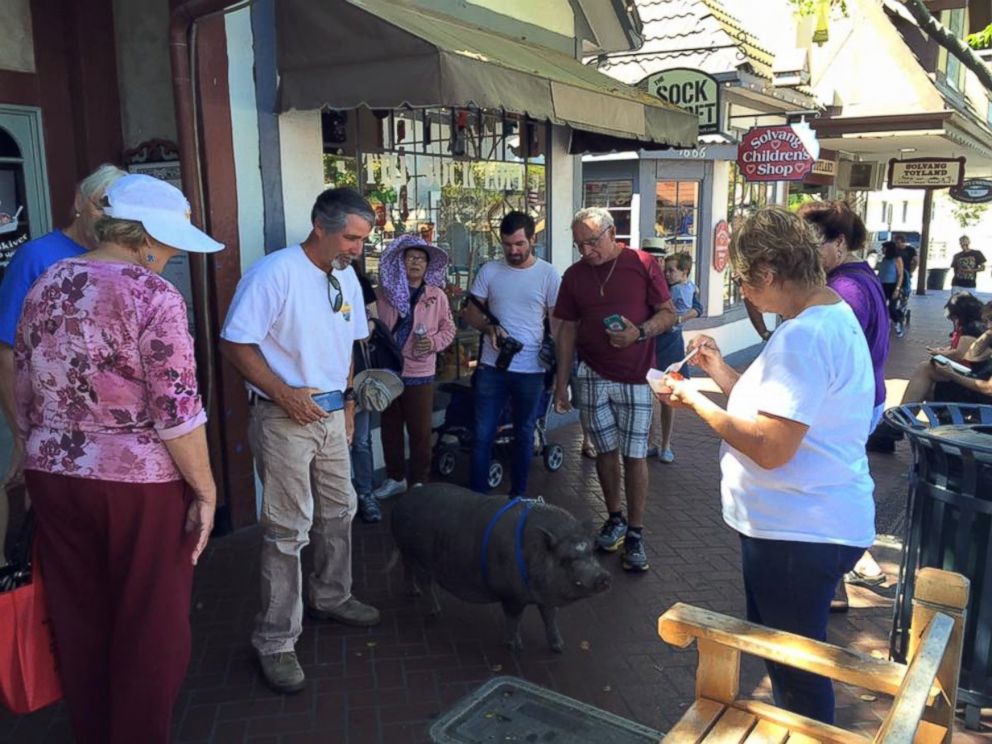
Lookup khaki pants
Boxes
[248,402,356,655]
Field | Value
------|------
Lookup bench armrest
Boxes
[659,603,914,698]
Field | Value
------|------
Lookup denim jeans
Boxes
[350,408,373,496]
[739,534,863,724]
[470,365,545,496]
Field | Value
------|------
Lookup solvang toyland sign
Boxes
[949,178,992,204]
[643,68,721,135]
[887,157,965,189]
[737,124,819,182]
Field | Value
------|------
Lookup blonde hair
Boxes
[79,164,127,201]
[94,216,150,249]
[730,207,824,289]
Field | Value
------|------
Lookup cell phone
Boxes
[931,354,975,377]
[603,314,626,332]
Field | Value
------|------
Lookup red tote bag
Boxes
[0,551,62,714]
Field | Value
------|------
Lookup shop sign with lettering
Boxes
[949,178,992,204]
[887,157,965,189]
[737,124,819,182]
[713,220,731,273]
[643,68,720,134]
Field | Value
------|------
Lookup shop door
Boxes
[0,105,52,284]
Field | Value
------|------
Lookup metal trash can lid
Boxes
[883,403,992,454]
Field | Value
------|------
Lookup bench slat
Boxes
[744,719,789,744]
[706,707,758,744]
[733,700,870,744]
[663,698,727,743]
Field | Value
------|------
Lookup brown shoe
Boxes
[307,597,381,627]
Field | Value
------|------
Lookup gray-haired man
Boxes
[221,188,378,694]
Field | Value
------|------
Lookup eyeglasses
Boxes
[327,272,343,312]
[573,227,610,251]
[404,254,428,264]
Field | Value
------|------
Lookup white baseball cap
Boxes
[103,174,224,254]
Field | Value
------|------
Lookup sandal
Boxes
[844,569,886,587]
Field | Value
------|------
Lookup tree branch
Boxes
[900,0,992,92]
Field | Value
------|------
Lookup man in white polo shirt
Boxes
[462,211,561,498]
[220,188,377,695]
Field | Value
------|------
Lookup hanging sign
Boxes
[713,220,731,273]
[887,157,965,189]
[949,178,992,204]
[805,148,838,186]
[643,68,721,135]
[737,124,819,182]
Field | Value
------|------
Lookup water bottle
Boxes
[413,323,428,357]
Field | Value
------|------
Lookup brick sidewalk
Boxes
[2,290,990,743]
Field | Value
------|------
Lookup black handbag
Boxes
[360,318,404,373]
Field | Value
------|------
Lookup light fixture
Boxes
[899,147,917,153]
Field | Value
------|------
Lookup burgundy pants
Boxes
[380,383,435,484]
[25,471,195,744]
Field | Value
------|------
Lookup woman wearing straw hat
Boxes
[14,174,222,743]
[372,235,456,499]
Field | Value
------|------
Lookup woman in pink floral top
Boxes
[13,174,223,744]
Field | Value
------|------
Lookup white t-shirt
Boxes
[220,245,368,394]
[720,301,876,548]
[470,258,561,373]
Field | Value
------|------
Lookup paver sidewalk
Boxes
[1,290,989,743]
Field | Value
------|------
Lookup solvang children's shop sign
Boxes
[887,157,965,189]
[642,68,721,135]
[737,124,820,182]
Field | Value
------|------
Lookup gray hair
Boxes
[571,207,614,232]
[311,187,374,233]
[79,164,127,201]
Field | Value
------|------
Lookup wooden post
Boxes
[908,568,970,742]
[916,188,934,296]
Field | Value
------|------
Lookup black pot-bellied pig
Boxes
[390,483,610,652]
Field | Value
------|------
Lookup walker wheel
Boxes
[543,443,565,472]
[436,449,456,477]
[487,462,504,489]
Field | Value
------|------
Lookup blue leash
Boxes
[480,497,532,590]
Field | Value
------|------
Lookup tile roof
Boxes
[593,0,775,86]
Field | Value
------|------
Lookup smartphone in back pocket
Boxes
[602,314,626,332]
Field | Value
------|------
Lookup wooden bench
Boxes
[658,568,969,744]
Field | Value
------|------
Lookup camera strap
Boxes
[467,294,501,328]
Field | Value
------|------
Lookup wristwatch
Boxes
[636,325,648,343]
[344,387,357,402]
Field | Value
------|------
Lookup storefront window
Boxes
[655,180,699,282]
[322,107,549,382]
[582,180,633,243]
[723,163,773,310]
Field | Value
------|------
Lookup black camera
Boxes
[495,335,524,370]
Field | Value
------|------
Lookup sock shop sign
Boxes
[737,124,820,182]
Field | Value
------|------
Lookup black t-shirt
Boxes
[951,249,987,288]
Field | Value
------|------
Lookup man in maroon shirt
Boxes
[553,208,676,572]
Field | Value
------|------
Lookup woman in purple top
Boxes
[798,201,889,428]
[798,200,889,593]
[14,175,224,744]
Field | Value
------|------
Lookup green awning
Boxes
[276,0,698,152]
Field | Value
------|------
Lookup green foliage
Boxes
[966,23,992,50]
[788,192,820,212]
[950,201,989,228]
[788,0,848,17]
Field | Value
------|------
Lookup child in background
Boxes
[648,252,703,463]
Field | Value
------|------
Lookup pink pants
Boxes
[25,471,196,744]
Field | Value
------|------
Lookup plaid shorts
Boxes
[575,362,653,458]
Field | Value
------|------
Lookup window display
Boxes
[655,180,699,281]
[323,107,548,382]
[724,162,773,309]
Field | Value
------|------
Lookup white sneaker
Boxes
[894,322,905,338]
[372,478,407,499]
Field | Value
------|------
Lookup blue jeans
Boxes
[739,534,863,724]
[350,408,373,496]
[470,366,545,496]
